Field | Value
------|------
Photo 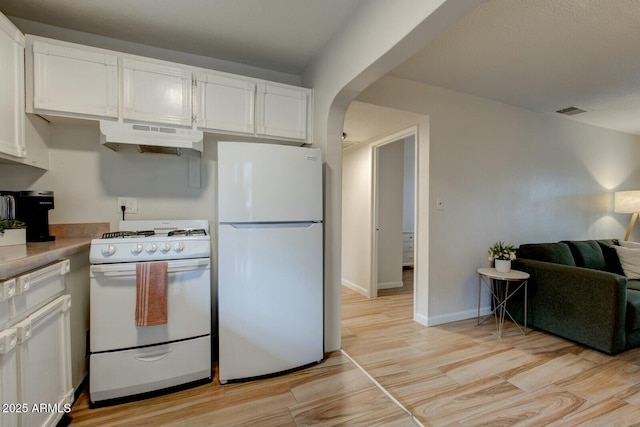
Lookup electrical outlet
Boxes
[117,197,138,214]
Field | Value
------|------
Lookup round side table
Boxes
[477,267,529,338]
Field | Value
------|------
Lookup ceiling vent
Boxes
[556,106,587,116]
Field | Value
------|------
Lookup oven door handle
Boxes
[91,259,210,276]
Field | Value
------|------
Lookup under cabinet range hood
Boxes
[99,121,204,156]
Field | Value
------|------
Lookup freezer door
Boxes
[218,222,323,382]
[218,141,322,222]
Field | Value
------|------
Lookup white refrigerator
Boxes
[217,141,323,383]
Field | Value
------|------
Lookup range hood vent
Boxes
[99,121,204,156]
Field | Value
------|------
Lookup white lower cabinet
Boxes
[16,295,73,427]
[0,328,18,427]
[0,260,72,427]
[15,295,73,427]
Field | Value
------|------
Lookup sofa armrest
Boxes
[512,258,628,354]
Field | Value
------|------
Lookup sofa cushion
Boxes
[516,243,576,266]
[613,246,640,279]
[627,289,640,330]
[597,240,624,275]
[628,280,640,291]
[562,240,606,270]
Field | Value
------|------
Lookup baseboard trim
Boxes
[341,279,370,297]
[377,281,403,290]
[426,306,492,326]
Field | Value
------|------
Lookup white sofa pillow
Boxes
[613,246,640,279]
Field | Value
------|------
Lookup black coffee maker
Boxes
[11,191,55,242]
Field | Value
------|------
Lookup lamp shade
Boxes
[614,191,640,213]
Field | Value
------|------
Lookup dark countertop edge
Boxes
[0,237,92,280]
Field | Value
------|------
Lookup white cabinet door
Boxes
[122,58,192,126]
[256,83,310,142]
[29,38,118,119]
[15,295,72,427]
[0,328,18,427]
[0,13,25,159]
[196,72,255,134]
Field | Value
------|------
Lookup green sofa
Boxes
[508,239,640,354]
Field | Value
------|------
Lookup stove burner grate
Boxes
[168,229,207,237]
[101,230,156,239]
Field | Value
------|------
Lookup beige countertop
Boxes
[0,222,109,280]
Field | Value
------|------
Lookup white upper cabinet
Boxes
[256,83,310,142]
[0,13,25,159]
[27,37,118,119]
[122,58,192,127]
[196,72,255,134]
[22,35,312,143]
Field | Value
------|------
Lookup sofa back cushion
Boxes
[516,242,576,266]
[562,240,607,270]
[597,240,624,275]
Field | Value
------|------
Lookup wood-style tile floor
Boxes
[69,269,640,426]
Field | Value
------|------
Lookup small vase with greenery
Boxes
[0,219,26,235]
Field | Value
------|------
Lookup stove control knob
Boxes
[102,244,116,257]
[131,244,143,255]
[174,242,185,252]
[146,244,158,254]
[160,243,171,253]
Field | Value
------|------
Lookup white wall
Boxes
[302,0,480,351]
[357,75,640,325]
[0,121,217,230]
[341,142,373,296]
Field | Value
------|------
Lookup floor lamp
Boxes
[614,190,640,241]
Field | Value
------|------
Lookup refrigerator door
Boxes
[218,141,322,223]
[218,222,323,382]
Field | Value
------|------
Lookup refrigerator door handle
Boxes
[222,222,320,229]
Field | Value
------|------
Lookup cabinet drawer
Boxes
[90,335,211,403]
[10,259,69,323]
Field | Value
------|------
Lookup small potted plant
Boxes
[488,241,516,272]
[0,219,26,247]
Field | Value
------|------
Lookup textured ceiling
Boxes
[390,0,640,135]
[0,0,364,75]
[1,0,639,137]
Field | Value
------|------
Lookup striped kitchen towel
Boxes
[135,261,168,326]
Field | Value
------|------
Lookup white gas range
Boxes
[88,220,212,405]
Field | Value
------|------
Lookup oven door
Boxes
[89,258,211,353]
